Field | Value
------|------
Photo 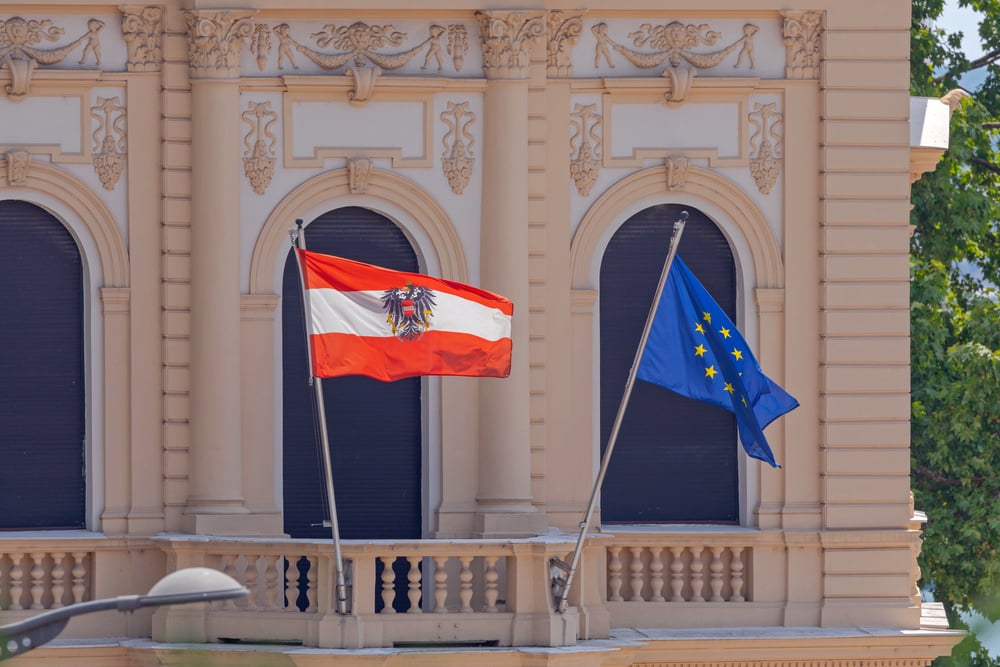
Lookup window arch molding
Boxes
[571,164,782,291]
[568,165,786,526]
[250,167,468,294]
[0,158,130,531]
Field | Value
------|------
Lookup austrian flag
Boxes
[296,249,513,381]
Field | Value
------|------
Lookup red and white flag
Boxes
[296,249,512,381]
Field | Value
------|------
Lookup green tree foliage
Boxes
[911,1,1000,664]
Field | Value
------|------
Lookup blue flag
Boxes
[635,257,798,468]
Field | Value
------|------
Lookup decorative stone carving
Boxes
[346,65,381,105]
[447,25,469,72]
[6,149,29,186]
[569,103,601,196]
[348,157,372,194]
[748,102,782,195]
[185,10,256,78]
[474,11,546,79]
[250,23,271,72]
[271,22,454,74]
[941,88,971,111]
[780,10,821,79]
[91,96,127,190]
[241,100,277,195]
[665,156,689,190]
[440,101,476,195]
[121,6,163,72]
[547,11,583,78]
[0,16,105,100]
[591,21,757,103]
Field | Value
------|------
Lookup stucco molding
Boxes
[474,10,546,79]
[250,167,467,294]
[0,158,129,286]
[570,164,783,290]
[780,10,823,80]
[120,5,163,72]
[184,9,256,79]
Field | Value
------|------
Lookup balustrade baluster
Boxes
[29,552,45,610]
[648,548,665,602]
[9,552,23,610]
[484,556,500,612]
[406,556,422,613]
[433,556,448,613]
[266,556,280,609]
[628,547,644,602]
[304,558,317,612]
[284,556,298,612]
[221,555,239,609]
[458,556,473,613]
[70,552,86,604]
[729,548,745,602]
[709,547,725,601]
[380,556,396,613]
[669,547,685,602]
[50,554,65,608]
[607,546,623,601]
[689,547,705,601]
[245,555,259,610]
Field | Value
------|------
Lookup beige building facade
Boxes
[0,1,965,665]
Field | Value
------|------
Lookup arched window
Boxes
[0,200,85,529]
[282,207,422,540]
[600,204,739,523]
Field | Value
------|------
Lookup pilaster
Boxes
[182,9,258,535]
[473,10,547,537]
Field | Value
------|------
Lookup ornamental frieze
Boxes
[267,21,467,74]
[0,16,105,99]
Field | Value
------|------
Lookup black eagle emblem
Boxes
[381,282,436,341]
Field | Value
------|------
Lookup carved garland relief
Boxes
[242,100,278,195]
[748,102,782,195]
[592,21,758,104]
[91,96,127,190]
[440,100,476,195]
[569,103,602,196]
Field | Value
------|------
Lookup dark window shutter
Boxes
[282,207,422,540]
[599,204,739,523]
[0,200,85,529]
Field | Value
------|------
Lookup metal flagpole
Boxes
[290,218,350,615]
[553,211,688,614]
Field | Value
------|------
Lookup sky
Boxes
[938,0,987,89]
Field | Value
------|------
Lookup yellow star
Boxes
[703,312,712,324]
[705,365,717,379]
[695,322,704,334]
[724,382,734,394]
[731,348,743,360]
[719,327,731,339]
[741,396,748,407]
[694,344,707,357]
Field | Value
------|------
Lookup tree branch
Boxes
[933,46,1000,85]
[971,157,1000,176]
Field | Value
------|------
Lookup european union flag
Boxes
[635,257,798,468]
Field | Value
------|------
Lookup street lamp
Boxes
[0,567,248,661]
